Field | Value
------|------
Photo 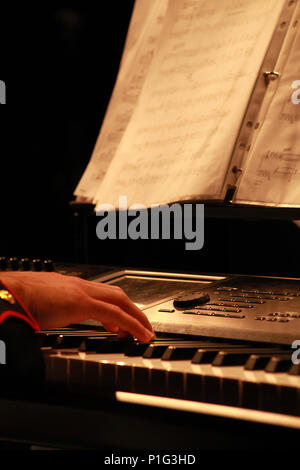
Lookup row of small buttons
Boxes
[216,286,298,297]
[0,256,54,271]
[255,317,289,323]
[183,310,245,319]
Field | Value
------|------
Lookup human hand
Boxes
[0,271,155,342]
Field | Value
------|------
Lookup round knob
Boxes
[32,259,43,271]
[9,257,19,270]
[0,257,7,270]
[43,259,54,271]
[173,292,210,309]
[21,258,31,271]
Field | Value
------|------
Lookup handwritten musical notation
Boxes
[235,5,300,207]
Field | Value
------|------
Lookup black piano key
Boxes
[213,351,253,366]
[124,341,152,357]
[80,337,133,353]
[212,348,287,367]
[37,332,60,348]
[143,343,170,358]
[161,341,245,361]
[192,349,221,364]
[264,355,293,373]
[131,338,199,358]
[54,334,87,349]
[244,354,272,370]
[162,345,201,361]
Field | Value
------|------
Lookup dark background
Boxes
[0,3,299,277]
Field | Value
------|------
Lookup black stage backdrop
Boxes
[0,3,299,277]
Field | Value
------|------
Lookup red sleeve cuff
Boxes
[0,280,40,331]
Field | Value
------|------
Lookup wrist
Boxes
[0,274,40,331]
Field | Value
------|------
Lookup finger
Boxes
[117,329,130,338]
[102,322,119,333]
[83,282,154,333]
[89,299,154,342]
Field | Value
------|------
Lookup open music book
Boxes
[75,0,300,209]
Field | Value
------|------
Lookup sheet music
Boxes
[74,0,168,201]
[94,0,285,209]
[235,4,300,207]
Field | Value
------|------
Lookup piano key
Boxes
[212,348,288,367]
[42,327,300,426]
[279,386,300,416]
[116,364,133,392]
[240,381,260,410]
[191,344,256,364]
[162,345,203,361]
[133,366,150,395]
[221,377,240,407]
[150,368,167,397]
[264,355,293,373]
[144,340,228,359]
[100,362,116,390]
[185,373,203,402]
[125,338,184,357]
[202,375,221,404]
[54,335,87,349]
[288,363,300,375]
[46,355,69,392]
[161,342,250,361]
[68,358,85,393]
[143,343,169,358]
[124,341,152,357]
[244,354,272,370]
[260,383,280,413]
[84,361,102,395]
[80,337,133,353]
[168,371,185,399]
[191,349,220,364]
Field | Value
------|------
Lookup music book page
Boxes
[234,4,300,207]
[74,0,168,201]
[94,0,285,209]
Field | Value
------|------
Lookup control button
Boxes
[158,308,175,313]
[173,292,210,308]
[21,258,31,271]
[43,259,54,271]
[216,287,238,291]
[32,259,43,271]
[9,257,19,270]
[0,257,7,270]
